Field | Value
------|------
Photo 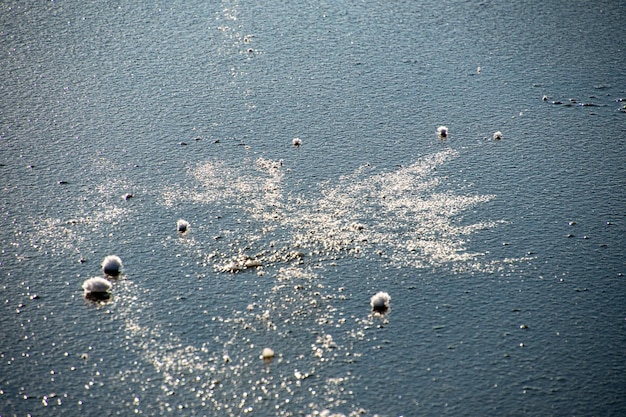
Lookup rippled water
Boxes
[1,1,625,416]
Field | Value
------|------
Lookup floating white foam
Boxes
[82,276,112,294]
[102,255,123,276]
[370,291,391,313]
[177,219,190,233]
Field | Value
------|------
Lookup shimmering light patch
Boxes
[161,149,515,272]
[27,158,134,256]
[115,266,363,416]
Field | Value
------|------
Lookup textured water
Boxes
[1,1,625,416]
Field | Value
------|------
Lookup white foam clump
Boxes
[82,276,112,294]
[177,219,190,233]
[370,291,391,313]
[436,126,448,139]
[261,347,275,361]
[102,255,123,276]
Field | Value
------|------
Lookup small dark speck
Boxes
[58,180,69,185]
[179,142,188,146]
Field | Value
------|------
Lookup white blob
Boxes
[292,137,302,147]
[177,219,190,233]
[261,347,275,361]
[436,126,448,139]
[102,255,123,276]
[82,276,112,294]
[370,291,391,313]
[493,131,503,140]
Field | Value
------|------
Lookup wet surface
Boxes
[1,0,625,416]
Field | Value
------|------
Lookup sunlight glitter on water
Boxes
[22,148,521,415]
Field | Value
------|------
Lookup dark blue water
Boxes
[2,1,625,416]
